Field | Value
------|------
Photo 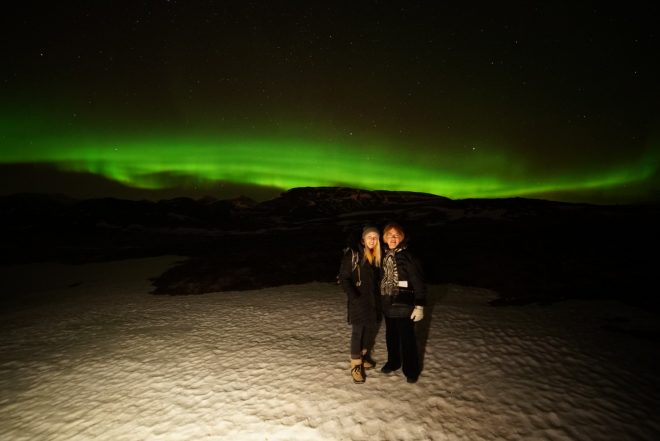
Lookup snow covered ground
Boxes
[1,256,659,440]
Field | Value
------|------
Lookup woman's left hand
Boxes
[410,306,424,322]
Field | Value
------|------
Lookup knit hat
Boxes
[362,226,379,237]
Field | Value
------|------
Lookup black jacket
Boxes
[339,245,380,325]
[380,245,427,319]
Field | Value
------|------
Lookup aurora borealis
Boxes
[2,3,659,203]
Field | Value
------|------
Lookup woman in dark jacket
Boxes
[379,222,426,383]
[339,226,382,384]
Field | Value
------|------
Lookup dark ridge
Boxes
[1,187,658,310]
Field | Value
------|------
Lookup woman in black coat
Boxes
[339,226,382,384]
[379,222,426,383]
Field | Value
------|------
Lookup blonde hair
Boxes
[362,228,382,268]
[383,222,405,241]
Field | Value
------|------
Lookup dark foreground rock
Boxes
[1,188,658,309]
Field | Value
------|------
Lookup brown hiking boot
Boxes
[350,359,365,383]
[362,353,376,370]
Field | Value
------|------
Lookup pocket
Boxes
[391,288,414,306]
[385,301,414,318]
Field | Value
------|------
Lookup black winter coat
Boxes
[381,246,427,319]
[339,246,380,325]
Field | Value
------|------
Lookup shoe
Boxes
[351,360,365,384]
[380,363,400,374]
[362,354,377,370]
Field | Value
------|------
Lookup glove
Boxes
[410,306,424,322]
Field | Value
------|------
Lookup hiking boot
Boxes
[351,359,365,384]
[362,354,377,370]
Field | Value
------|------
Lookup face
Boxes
[384,228,403,249]
[362,232,379,250]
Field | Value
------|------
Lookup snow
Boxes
[1,256,659,440]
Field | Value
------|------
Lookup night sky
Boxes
[2,2,659,204]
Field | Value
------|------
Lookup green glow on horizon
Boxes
[1,117,658,201]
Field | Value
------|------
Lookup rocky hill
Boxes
[1,187,658,309]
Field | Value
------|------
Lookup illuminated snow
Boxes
[1,257,658,440]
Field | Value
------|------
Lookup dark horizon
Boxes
[2,163,659,206]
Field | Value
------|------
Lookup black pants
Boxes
[350,323,377,359]
[384,316,420,378]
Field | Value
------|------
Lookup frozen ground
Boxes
[1,256,659,440]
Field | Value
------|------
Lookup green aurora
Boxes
[3,3,659,204]
[2,115,658,202]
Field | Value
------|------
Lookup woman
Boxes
[338,226,382,384]
[379,222,426,383]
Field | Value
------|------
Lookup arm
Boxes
[404,252,427,307]
[409,251,426,306]
[339,250,361,299]
[406,252,426,321]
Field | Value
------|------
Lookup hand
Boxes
[410,306,424,322]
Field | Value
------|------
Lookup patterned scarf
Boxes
[380,248,400,296]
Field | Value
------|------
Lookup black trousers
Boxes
[350,323,377,359]
[384,316,420,378]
